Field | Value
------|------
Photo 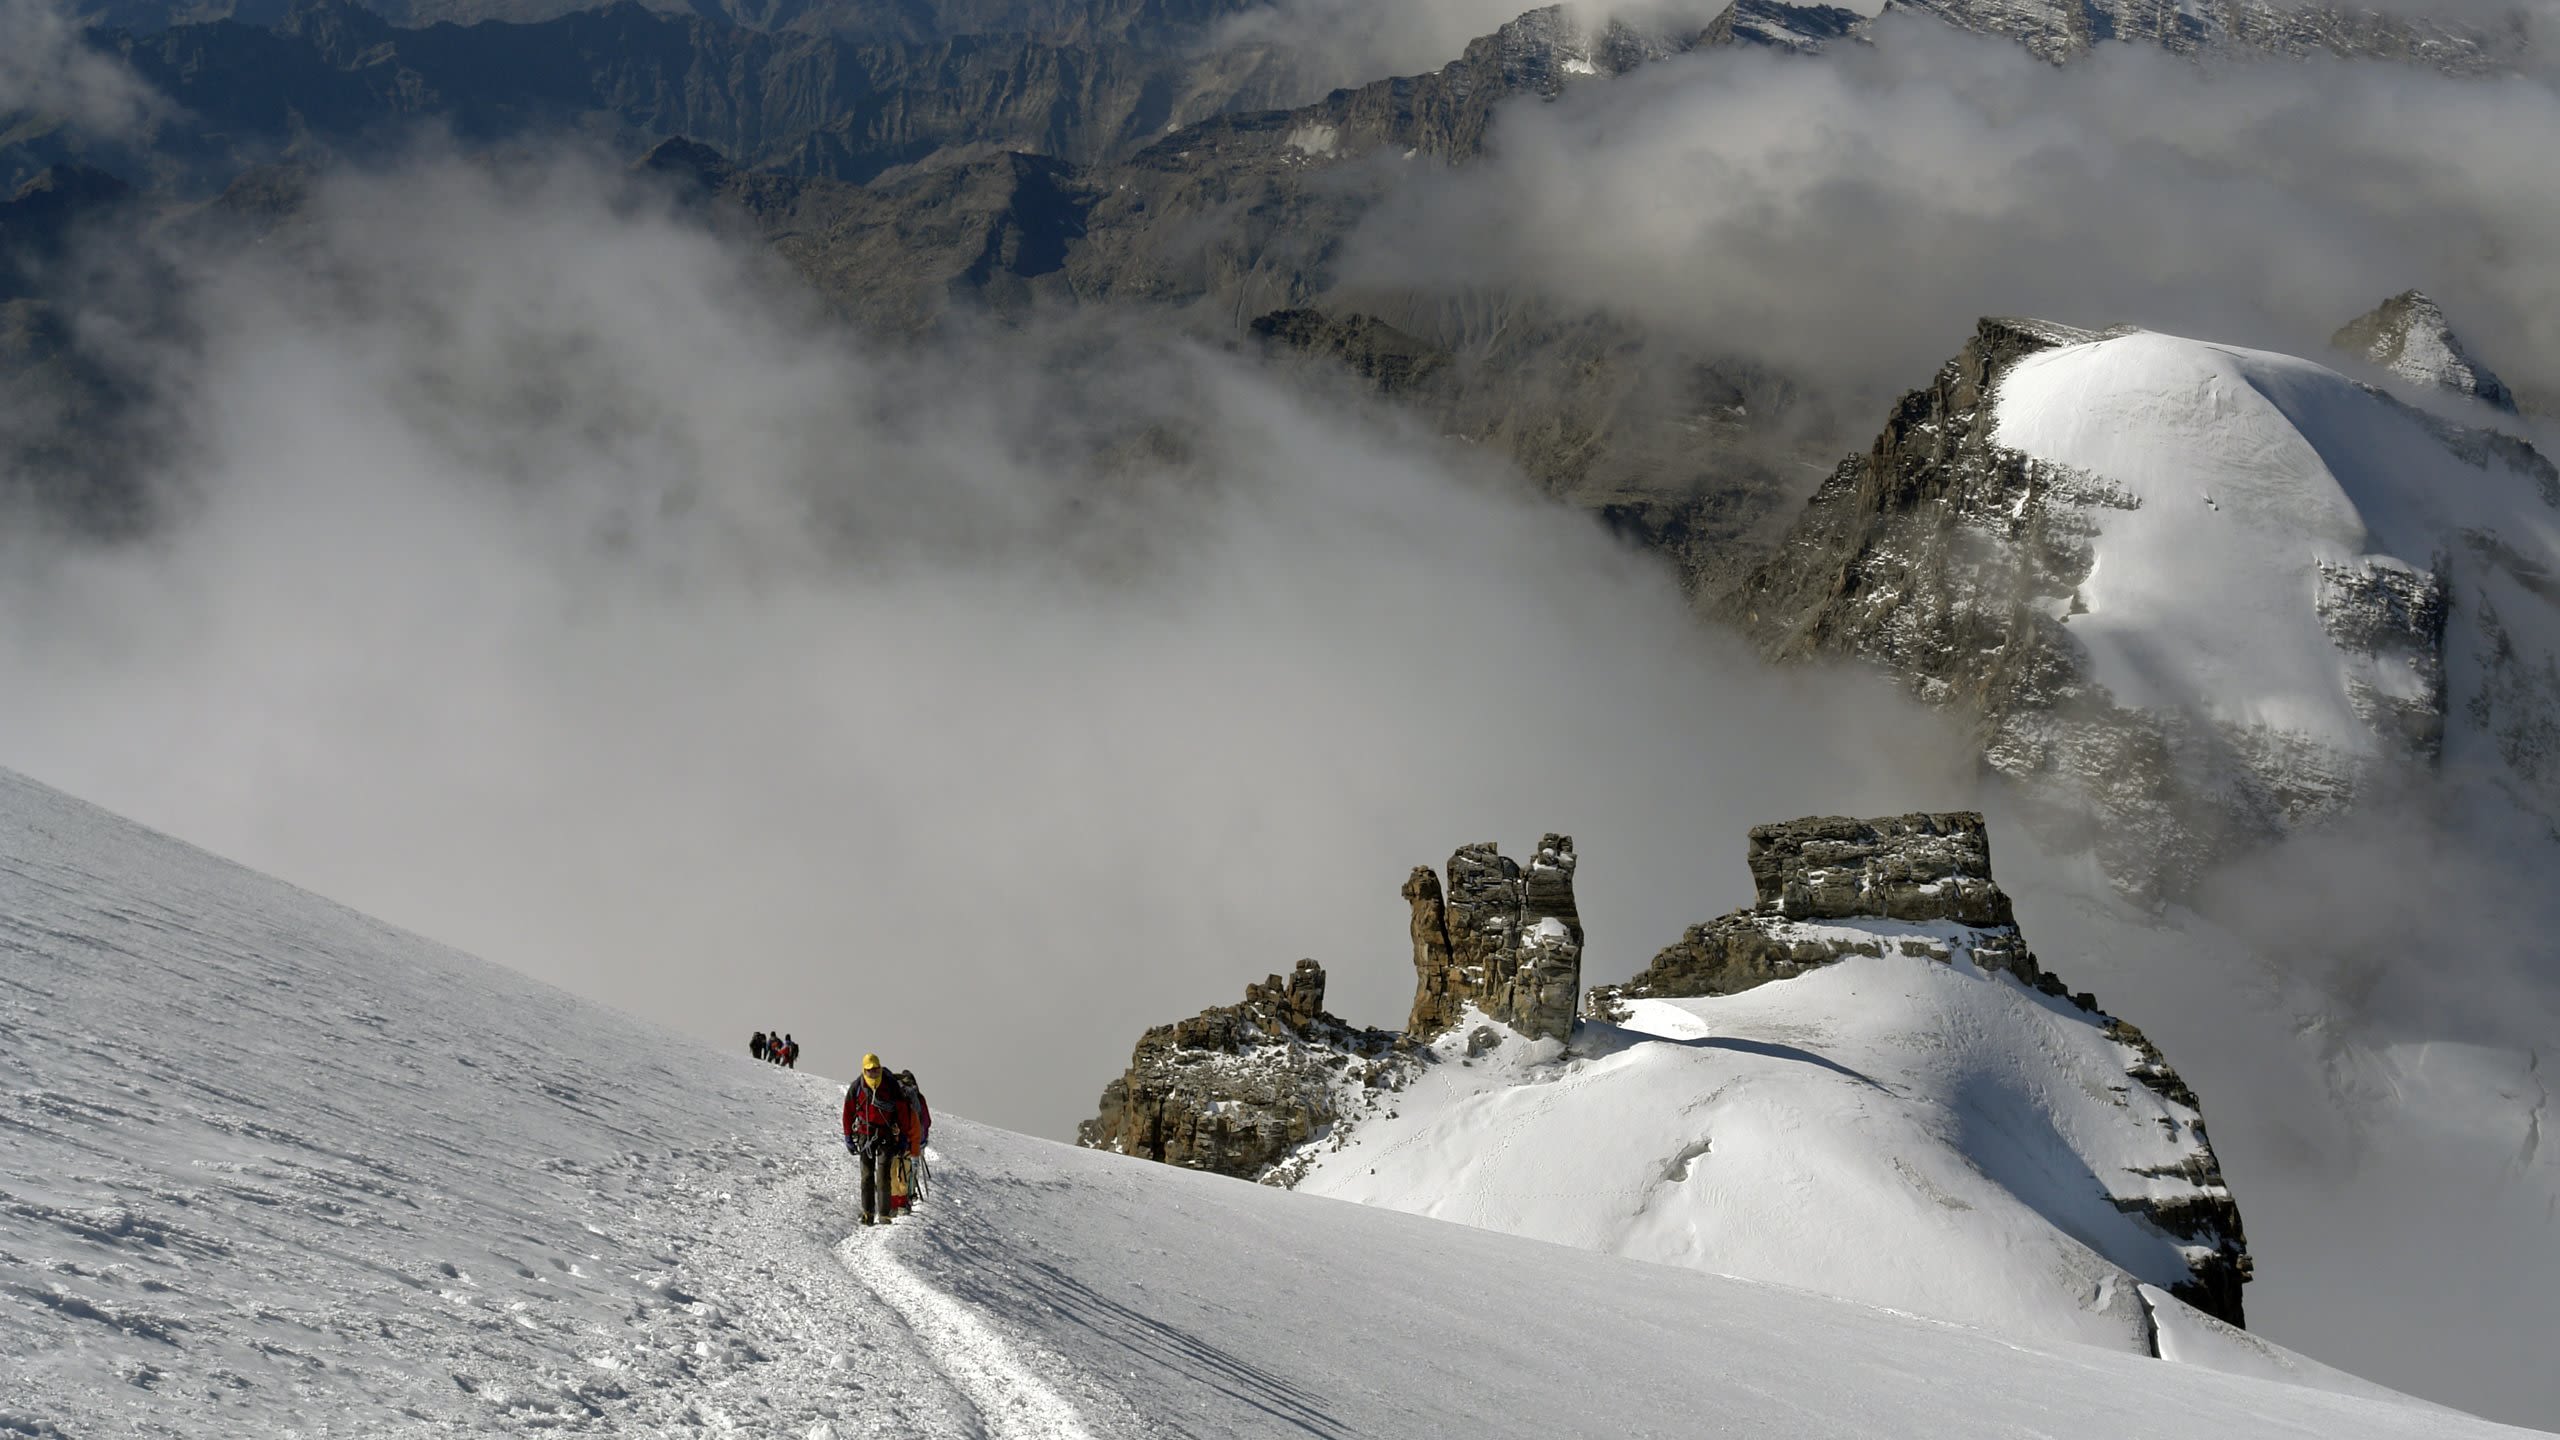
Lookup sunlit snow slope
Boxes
[1295,956,2253,1360]
[0,767,2537,1438]
[1991,328,2560,790]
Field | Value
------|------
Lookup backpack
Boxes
[895,1071,931,1151]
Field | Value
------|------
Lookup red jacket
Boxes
[844,1074,905,1150]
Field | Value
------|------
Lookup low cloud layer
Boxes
[6,20,2560,1422]
[1345,19,2560,408]
[0,151,1974,1143]
[0,0,168,144]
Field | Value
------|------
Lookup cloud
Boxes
[0,0,169,145]
[4,57,2560,1418]
[1340,18,2560,409]
[0,147,1975,1147]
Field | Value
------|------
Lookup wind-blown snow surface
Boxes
[0,767,2534,1437]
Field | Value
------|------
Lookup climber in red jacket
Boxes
[842,1054,907,1226]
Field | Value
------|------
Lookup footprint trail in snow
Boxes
[839,1217,1099,1440]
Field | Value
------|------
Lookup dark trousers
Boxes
[860,1150,894,1220]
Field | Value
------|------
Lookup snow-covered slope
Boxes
[1292,948,2228,1357]
[0,766,2532,1437]
[1992,328,2560,819]
[1732,317,2560,896]
[1995,332,2442,757]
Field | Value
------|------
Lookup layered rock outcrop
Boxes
[1590,813,2076,1008]
[1075,959,1408,1182]
[1404,835,1583,1043]
[1700,0,1863,52]
[1081,836,1579,1182]
[1588,811,2250,1325]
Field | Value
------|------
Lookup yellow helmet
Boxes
[861,1053,881,1070]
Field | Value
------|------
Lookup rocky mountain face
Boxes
[1078,836,1581,1182]
[1588,811,2251,1326]
[11,0,2545,597]
[1717,316,2560,898]
[1883,0,2519,71]
[23,0,1245,194]
[2332,289,2520,415]
[6,0,1842,581]
[439,3,1825,593]
[1702,0,1864,50]
[1723,318,2221,894]
[71,0,1267,48]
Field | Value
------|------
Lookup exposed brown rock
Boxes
[1403,865,1459,1037]
[1405,835,1582,1043]
[1075,959,1408,1182]
[1746,811,2015,927]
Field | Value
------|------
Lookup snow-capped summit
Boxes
[1728,317,2560,896]
[2332,290,2520,415]
[1991,329,2456,765]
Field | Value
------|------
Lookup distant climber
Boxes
[843,1055,909,1226]
[781,1034,798,1069]
[750,1031,768,1062]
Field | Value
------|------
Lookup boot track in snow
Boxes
[838,1220,1098,1440]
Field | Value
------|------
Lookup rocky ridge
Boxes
[1591,812,2074,1010]
[1703,0,1866,50]
[1883,0,2519,72]
[1078,836,1581,1183]
[2332,289,2520,414]
[1587,811,2251,1326]
[13,1,2546,625]
[1082,814,2249,1331]
[1719,315,2558,898]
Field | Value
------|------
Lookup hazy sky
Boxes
[0,153,1979,1136]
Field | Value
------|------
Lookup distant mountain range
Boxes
[4,0,2551,896]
